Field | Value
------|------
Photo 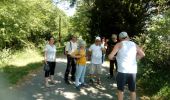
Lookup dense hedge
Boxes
[135,10,170,98]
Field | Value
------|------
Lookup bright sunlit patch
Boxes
[10,49,43,67]
[56,72,63,77]
[113,83,117,88]
[101,93,113,99]
[53,0,76,16]
[80,89,88,95]
[62,92,78,99]
[97,86,106,91]
[102,61,109,67]
[55,88,65,95]
[86,87,99,94]
[56,58,67,63]
[32,93,44,100]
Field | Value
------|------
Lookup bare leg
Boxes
[89,74,95,83]
[96,74,101,84]
[118,90,124,100]
[45,77,49,87]
[50,75,56,84]
[130,92,136,100]
[113,70,117,81]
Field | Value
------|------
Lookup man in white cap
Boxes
[108,32,145,100]
[88,36,105,84]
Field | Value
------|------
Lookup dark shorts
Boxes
[45,62,56,77]
[116,72,136,92]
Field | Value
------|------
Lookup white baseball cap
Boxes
[119,32,128,39]
[95,36,101,40]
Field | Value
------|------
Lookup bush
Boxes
[135,10,170,97]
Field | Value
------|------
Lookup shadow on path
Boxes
[7,57,139,100]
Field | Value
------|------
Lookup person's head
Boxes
[48,36,55,45]
[71,35,77,42]
[111,34,117,42]
[119,32,129,41]
[95,36,101,45]
[78,40,86,49]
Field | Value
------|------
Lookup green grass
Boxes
[0,48,43,84]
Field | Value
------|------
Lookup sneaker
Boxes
[75,86,81,91]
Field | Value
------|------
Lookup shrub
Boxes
[135,10,170,97]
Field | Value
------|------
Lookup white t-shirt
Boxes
[89,44,103,64]
[116,41,137,73]
[65,41,77,54]
[45,44,56,62]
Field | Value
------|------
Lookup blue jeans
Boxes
[75,64,86,87]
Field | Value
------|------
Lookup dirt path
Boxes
[1,57,140,100]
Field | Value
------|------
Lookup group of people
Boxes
[43,32,145,100]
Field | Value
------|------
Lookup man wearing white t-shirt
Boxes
[109,32,145,100]
[89,36,105,84]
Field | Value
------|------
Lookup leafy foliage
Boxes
[135,9,170,98]
[71,0,169,43]
[0,0,69,50]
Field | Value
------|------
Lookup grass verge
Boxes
[0,48,43,84]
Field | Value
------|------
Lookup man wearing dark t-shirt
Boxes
[106,34,118,79]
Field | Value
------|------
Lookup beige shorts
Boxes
[89,64,102,75]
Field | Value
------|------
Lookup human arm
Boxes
[70,50,81,59]
[65,42,70,55]
[136,45,145,60]
[44,46,48,64]
[87,45,93,60]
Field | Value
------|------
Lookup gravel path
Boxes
[0,57,140,100]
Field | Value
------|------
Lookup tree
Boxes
[71,0,169,42]
[0,0,69,50]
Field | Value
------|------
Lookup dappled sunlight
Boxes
[56,72,63,77]
[86,87,99,93]
[2,57,138,100]
[32,93,44,100]
[80,89,88,95]
[10,49,43,67]
[102,61,110,67]
[113,83,117,88]
[101,93,113,99]
[54,88,65,95]
[109,83,117,88]
[96,85,107,91]
[56,58,67,63]
[62,92,79,99]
